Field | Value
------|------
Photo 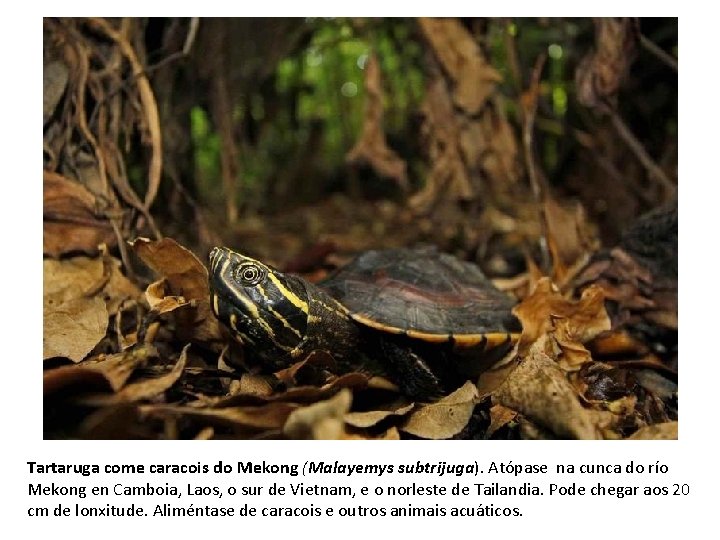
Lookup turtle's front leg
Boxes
[378,338,443,400]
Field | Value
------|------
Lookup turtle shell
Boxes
[320,247,520,347]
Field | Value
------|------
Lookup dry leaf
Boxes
[513,277,610,370]
[217,372,369,407]
[274,350,337,387]
[492,338,604,439]
[43,170,116,257]
[194,427,215,440]
[543,196,596,285]
[229,373,275,398]
[418,18,501,114]
[401,381,478,439]
[44,296,108,362]
[344,426,402,440]
[131,237,224,346]
[78,344,189,406]
[44,256,104,305]
[283,388,353,439]
[43,255,138,362]
[44,343,157,394]
[486,403,519,438]
[103,256,142,315]
[627,421,677,440]
[140,402,298,432]
[344,403,415,429]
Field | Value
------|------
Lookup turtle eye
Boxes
[235,262,265,286]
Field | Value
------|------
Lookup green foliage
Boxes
[190,106,221,206]
[193,18,426,212]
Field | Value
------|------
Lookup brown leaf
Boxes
[346,54,408,190]
[43,170,116,257]
[213,372,369,408]
[44,255,139,362]
[400,381,478,439]
[492,337,606,439]
[486,404,519,438]
[228,373,275,398]
[283,388,353,440]
[140,402,298,432]
[344,426,402,440]
[44,254,140,317]
[44,256,104,306]
[627,421,677,440]
[418,18,502,114]
[44,343,157,394]
[78,344,189,406]
[44,296,108,362]
[543,196,596,285]
[131,237,224,346]
[344,403,415,429]
[513,277,610,370]
[576,18,639,109]
[273,350,337,387]
[145,279,190,314]
[103,256,142,315]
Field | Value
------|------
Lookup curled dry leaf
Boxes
[77,344,189,406]
[274,350,337,387]
[145,278,191,315]
[513,277,610,370]
[400,381,478,439]
[43,170,116,257]
[492,338,604,439]
[283,388,353,440]
[44,343,158,394]
[131,237,224,346]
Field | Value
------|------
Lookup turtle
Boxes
[208,246,521,399]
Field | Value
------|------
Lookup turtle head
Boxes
[208,247,310,364]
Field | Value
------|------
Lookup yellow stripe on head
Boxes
[267,272,309,314]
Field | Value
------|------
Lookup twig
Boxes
[640,34,678,73]
[141,18,200,75]
[520,54,551,273]
[608,106,676,195]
